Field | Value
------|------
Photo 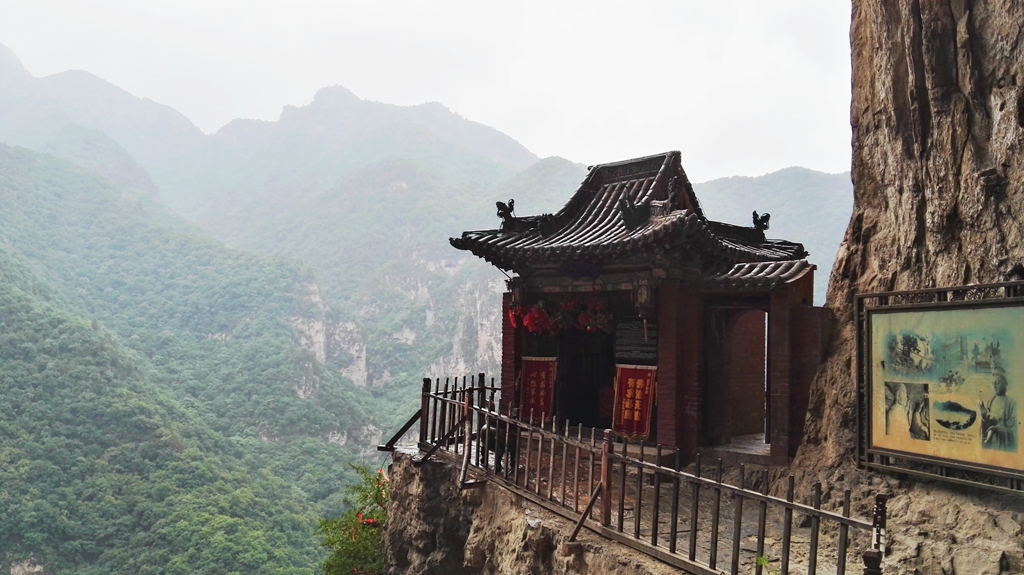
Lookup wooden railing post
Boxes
[862,550,882,575]
[475,373,485,468]
[871,493,887,552]
[600,429,613,526]
[420,378,431,443]
[458,386,474,486]
[862,493,887,575]
[477,372,486,426]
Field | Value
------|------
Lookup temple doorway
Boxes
[704,306,769,446]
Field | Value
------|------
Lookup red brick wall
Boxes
[791,305,831,447]
[794,268,815,305]
[724,310,767,437]
[768,271,819,462]
[768,284,793,463]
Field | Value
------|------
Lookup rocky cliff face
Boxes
[384,454,680,575]
[794,2,1024,573]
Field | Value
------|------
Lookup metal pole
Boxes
[420,378,431,443]
[600,429,613,526]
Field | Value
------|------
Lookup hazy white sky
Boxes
[0,1,852,182]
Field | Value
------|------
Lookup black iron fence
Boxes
[381,375,887,575]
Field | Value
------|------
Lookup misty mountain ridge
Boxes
[0,43,540,238]
[0,40,853,404]
[161,84,539,240]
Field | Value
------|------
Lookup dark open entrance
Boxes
[556,331,614,428]
[519,294,654,432]
[704,305,769,446]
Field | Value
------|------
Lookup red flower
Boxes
[522,306,556,334]
[576,312,591,329]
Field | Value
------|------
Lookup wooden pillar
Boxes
[500,291,518,413]
[656,281,682,447]
[678,286,704,458]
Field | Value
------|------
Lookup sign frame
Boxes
[856,281,1024,495]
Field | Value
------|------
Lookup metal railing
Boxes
[399,375,887,575]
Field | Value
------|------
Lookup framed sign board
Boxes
[857,282,1024,495]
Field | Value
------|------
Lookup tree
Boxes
[317,466,389,575]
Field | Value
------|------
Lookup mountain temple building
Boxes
[450,151,829,465]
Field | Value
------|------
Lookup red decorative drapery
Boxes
[612,365,656,439]
[521,357,557,422]
[509,298,613,336]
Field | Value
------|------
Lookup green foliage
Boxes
[0,144,381,572]
[755,555,782,575]
[0,144,371,441]
[0,258,323,574]
[317,466,390,575]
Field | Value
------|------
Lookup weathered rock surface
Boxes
[794,1,1024,573]
[384,454,678,575]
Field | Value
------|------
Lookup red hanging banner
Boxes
[521,356,557,422]
[613,365,657,439]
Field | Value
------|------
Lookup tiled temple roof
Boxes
[699,260,814,291]
[450,151,808,274]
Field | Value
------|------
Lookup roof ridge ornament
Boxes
[649,176,682,218]
[497,199,516,230]
[495,198,557,235]
[752,211,771,232]
[619,196,652,231]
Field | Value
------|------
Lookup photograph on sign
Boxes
[869,305,1023,470]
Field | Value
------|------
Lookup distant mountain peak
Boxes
[0,42,30,80]
[311,85,362,106]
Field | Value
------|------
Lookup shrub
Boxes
[317,466,390,575]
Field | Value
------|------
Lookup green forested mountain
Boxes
[0,240,326,574]
[236,155,587,410]
[0,43,567,427]
[0,145,369,442]
[0,144,379,572]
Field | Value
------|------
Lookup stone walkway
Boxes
[479,436,875,575]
